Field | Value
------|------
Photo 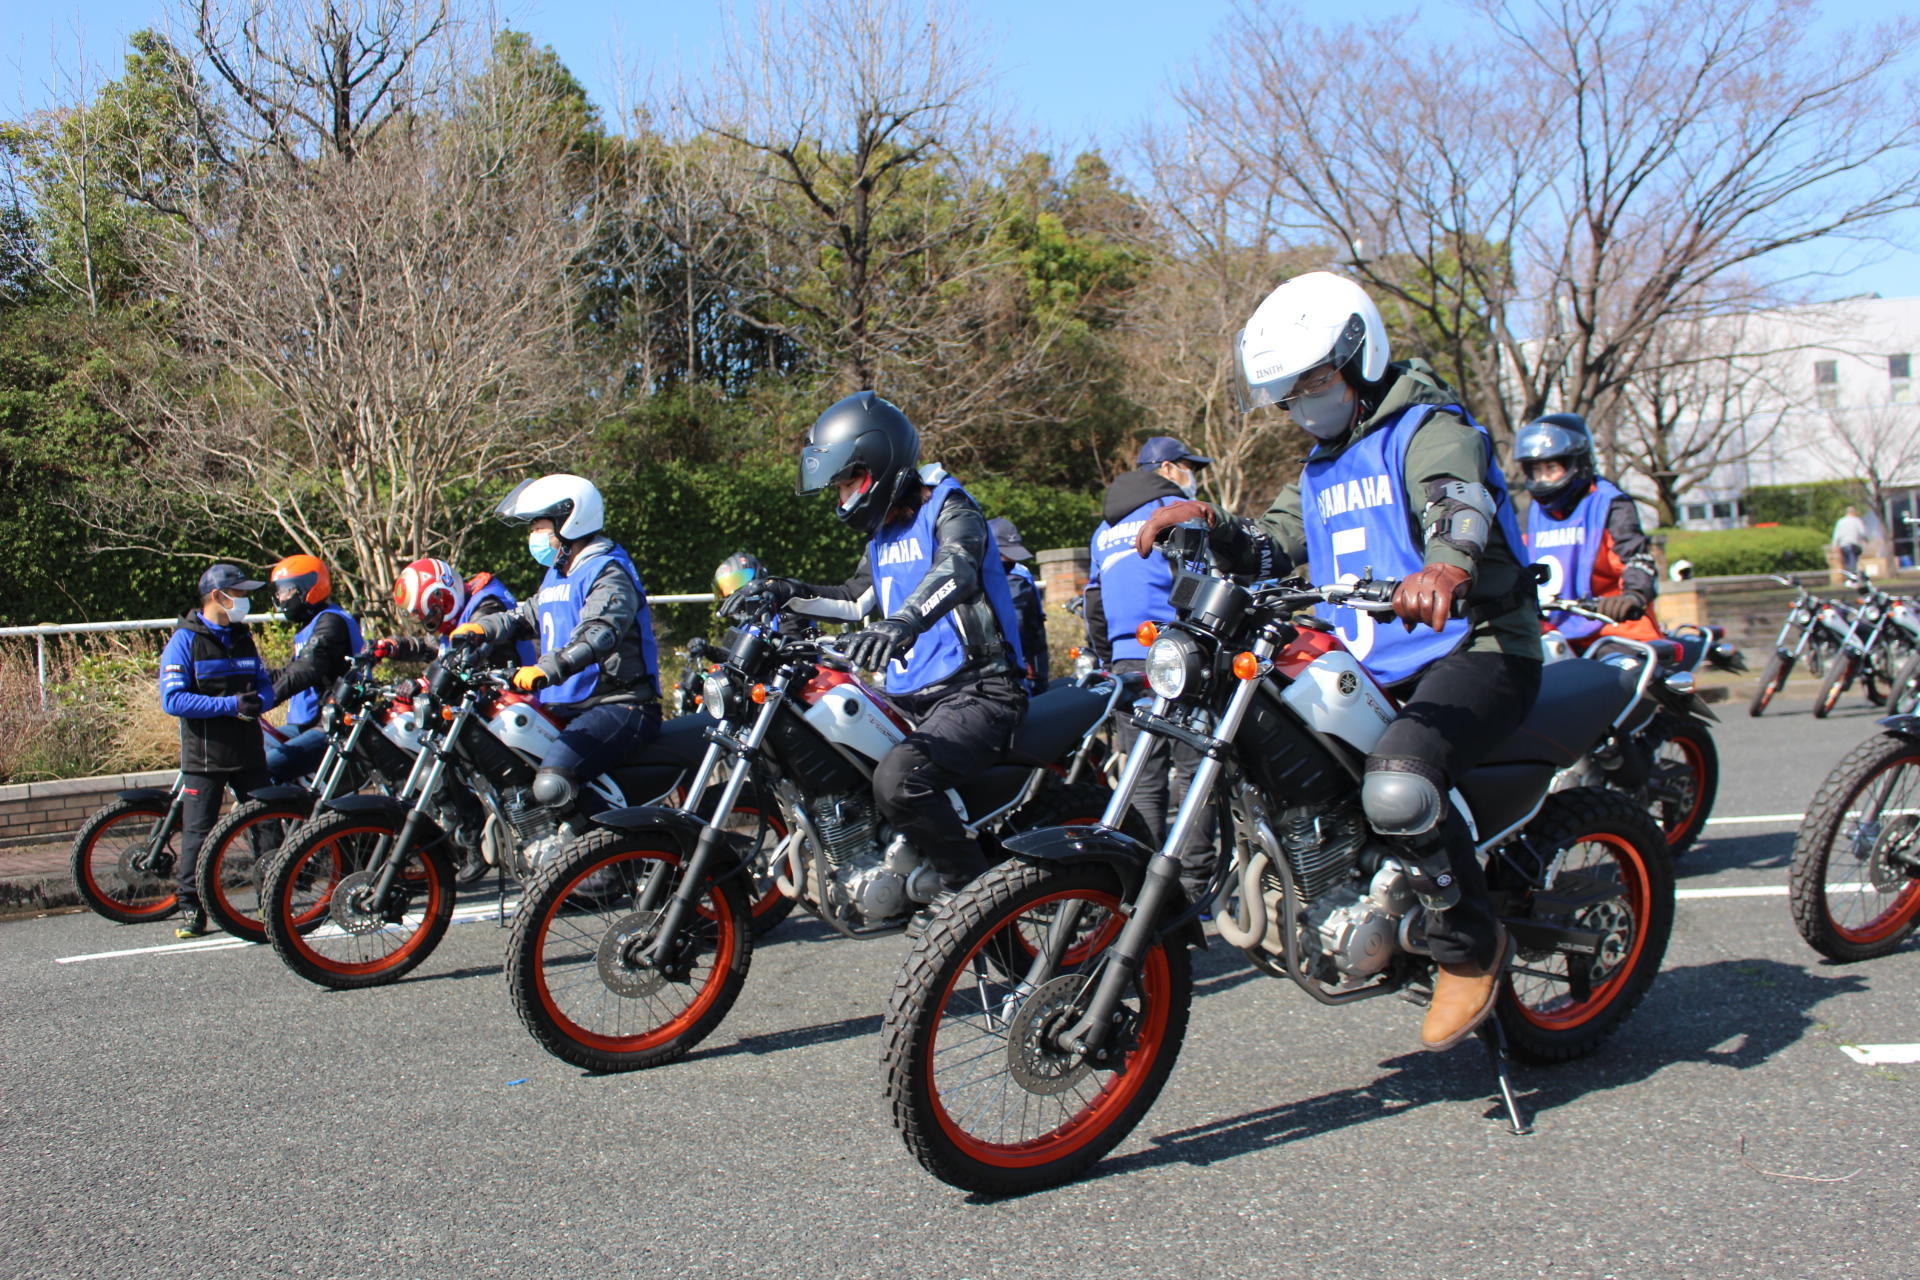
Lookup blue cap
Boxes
[1136,436,1213,469]
[197,564,265,598]
[987,517,1031,561]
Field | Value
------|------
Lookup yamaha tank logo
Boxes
[1337,671,1359,696]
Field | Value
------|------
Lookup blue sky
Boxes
[8,0,1918,295]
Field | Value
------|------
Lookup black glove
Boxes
[844,618,915,671]
[234,692,264,719]
[717,576,799,620]
[1204,518,1262,575]
[1593,593,1646,622]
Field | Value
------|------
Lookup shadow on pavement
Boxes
[1681,829,1796,876]
[1074,956,1865,1187]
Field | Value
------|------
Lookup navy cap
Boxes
[1136,436,1213,469]
[987,517,1032,561]
[197,564,265,598]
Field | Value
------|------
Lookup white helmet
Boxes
[1235,271,1389,410]
[495,474,605,541]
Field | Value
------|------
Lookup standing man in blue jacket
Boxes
[1085,436,1214,897]
[159,564,277,937]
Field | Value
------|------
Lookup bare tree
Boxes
[1173,0,1920,444]
[1822,403,1920,530]
[97,55,610,597]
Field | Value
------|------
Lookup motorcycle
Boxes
[1542,598,1721,856]
[504,605,1131,1072]
[1788,718,1920,961]
[193,652,429,942]
[1813,574,1917,718]
[258,645,777,989]
[70,720,301,924]
[880,524,1673,1194]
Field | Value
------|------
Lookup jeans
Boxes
[874,674,1029,891]
[1372,650,1543,970]
[265,727,328,784]
[543,701,663,781]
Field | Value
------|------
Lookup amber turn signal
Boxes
[1068,646,1082,660]
[441,706,457,721]
[1136,621,1159,647]
[1232,651,1261,680]
[750,684,769,705]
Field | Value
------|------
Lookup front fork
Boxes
[139,782,190,874]
[1054,638,1274,1057]
[360,700,470,906]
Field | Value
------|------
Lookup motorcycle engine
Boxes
[503,786,564,875]
[808,794,938,925]
[1276,802,1415,983]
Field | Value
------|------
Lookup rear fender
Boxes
[1877,715,1920,742]
[117,788,174,806]
[1002,823,1206,948]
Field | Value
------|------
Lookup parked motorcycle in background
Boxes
[1789,719,1920,960]
[881,525,1673,1195]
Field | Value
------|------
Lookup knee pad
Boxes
[531,768,577,808]
[1361,765,1444,838]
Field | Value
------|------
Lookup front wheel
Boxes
[506,829,753,1071]
[881,859,1192,1196]
[198,798,311,942]
[1788,732,1920,961]
[1638,715,1718,856]
[1748,651,1795,717]
[1813,654,1858,718]
[261,809,455,989]
[69,797,178,923]
[1888,651,1920,715]
[1495,788,1673,1064]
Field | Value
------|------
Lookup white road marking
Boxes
[1841,1043,1920,1066]
[54,898,521,965]
[1676,881,1870,900]
[1704,813,1804,826]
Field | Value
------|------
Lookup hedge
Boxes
[1658,525,1829,577]
[1744,480,1864,533]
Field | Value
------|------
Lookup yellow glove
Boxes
[512,665,549,692]
[449,622,486,645]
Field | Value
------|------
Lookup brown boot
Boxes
[1420,929,1507,1052]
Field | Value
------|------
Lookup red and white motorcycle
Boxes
[504,606,1131,1072]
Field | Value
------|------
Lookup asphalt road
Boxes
[3,683,1914,1280]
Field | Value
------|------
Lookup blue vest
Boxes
[1090,495,1180,660]
[1299,403,1525,685]
[533,543,660,705]
[1525,478,1621,641]
[288,605,364,724]
[456,576,538,665]
[869,477,1026,694]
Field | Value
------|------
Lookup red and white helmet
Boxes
[392,558,466,633]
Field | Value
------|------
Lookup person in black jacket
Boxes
[266,554,364,780]
[158,564,277,937]
[988,517,1050,694]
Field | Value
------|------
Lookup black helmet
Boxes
[796,392,921,533]
[1513,412,1595,511]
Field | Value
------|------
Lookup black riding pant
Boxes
[873,674,1029,892]
[1372,650,1542,970]
[175,765,273,906]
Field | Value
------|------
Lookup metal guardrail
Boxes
[0,594,719,704]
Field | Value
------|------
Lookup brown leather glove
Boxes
[1133,500,1216,557]
[1593,593,1646,622]
[1392,563,1471,632]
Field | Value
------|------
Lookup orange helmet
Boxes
[270,554,332,622]
[393,558,465,632]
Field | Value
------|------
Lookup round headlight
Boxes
[701,672,731,720]
[1146,634,1202,701]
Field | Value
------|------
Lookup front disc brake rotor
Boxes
[329,870,389,935]
[1868,813,1920,888]
[596,911,667,999]
[1006,974,1098,1096]
[116,846,169,889]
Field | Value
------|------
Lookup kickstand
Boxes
[495,857,507,928]
[1478,1019,1531,1136]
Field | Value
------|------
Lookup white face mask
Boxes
[1165,464,1198,499]
[222,595,251,622]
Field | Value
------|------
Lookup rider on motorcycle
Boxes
[721,392,1028,912]
[1136,271,1543,1051]
[267,554,365,781]
[1515,413,1663,650]
[455,474,664,810]
[379,557,533,665]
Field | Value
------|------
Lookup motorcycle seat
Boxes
[641,713,713,770]
[1006,684,1110,768]
[1478,658,1639,768]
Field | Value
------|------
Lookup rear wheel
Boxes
[1789,732,1920,961]
[1888,651,1920,715]
[1495,788,1673,1064]
[1748,651,1795,717]
[1813,654,1858,718]
[198,798,311,942]
[69,798,178,923]
[261,809,455,989]
[882,859,1192,1195]
[1638,715,1718,856]
[506,828,752,1072]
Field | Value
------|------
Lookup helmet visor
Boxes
[715,561,758,598]
[797,438,862,497]
[495,478,541,524]
[1233,328,1304,412]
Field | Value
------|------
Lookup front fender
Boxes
[243,783,314,808]
[117,787,174,806]
[588,803,708,858]
[321,793,415,827]
[1878,715,1920,741]
[1001,823,1206,947]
